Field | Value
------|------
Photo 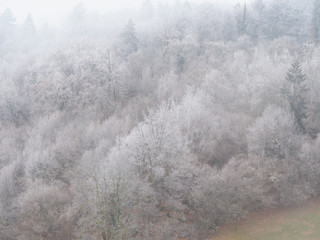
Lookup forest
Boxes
[1,0,320,239]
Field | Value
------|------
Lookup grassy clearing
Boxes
[210,196,320,240]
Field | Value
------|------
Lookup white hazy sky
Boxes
[0,0,247,27]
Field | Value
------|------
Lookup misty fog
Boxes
[0,0,320,239]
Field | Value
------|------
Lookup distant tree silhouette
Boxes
[312,0,320,44]
[0,9,16,44]
[237,3,248,36]
[69,2,86,35]
[20,14,36,37]
[140,0,154,20]
[121,19,139,54]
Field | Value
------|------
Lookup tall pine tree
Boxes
[68,2,86,35]
[121,19,139,55]
[20,14,36,38]
[237,3,248,36]
[282,60,308,133]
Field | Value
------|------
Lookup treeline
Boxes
[1,0,320,239]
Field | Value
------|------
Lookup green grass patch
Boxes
[211,197,320,240]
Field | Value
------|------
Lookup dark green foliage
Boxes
[282,60,309,133]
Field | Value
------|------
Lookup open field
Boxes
[210,197,320,240]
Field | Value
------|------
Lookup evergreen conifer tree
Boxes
[121,19,139,53]
[21,14,36,37]
[238,3,248,36]
[282,60,309,133]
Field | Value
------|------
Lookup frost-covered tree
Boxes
[248,106,301,159]
[1,2,320,239]
[14,185,72,240]
[264,0,312,41]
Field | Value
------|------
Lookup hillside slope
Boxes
[210,196,320,240]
